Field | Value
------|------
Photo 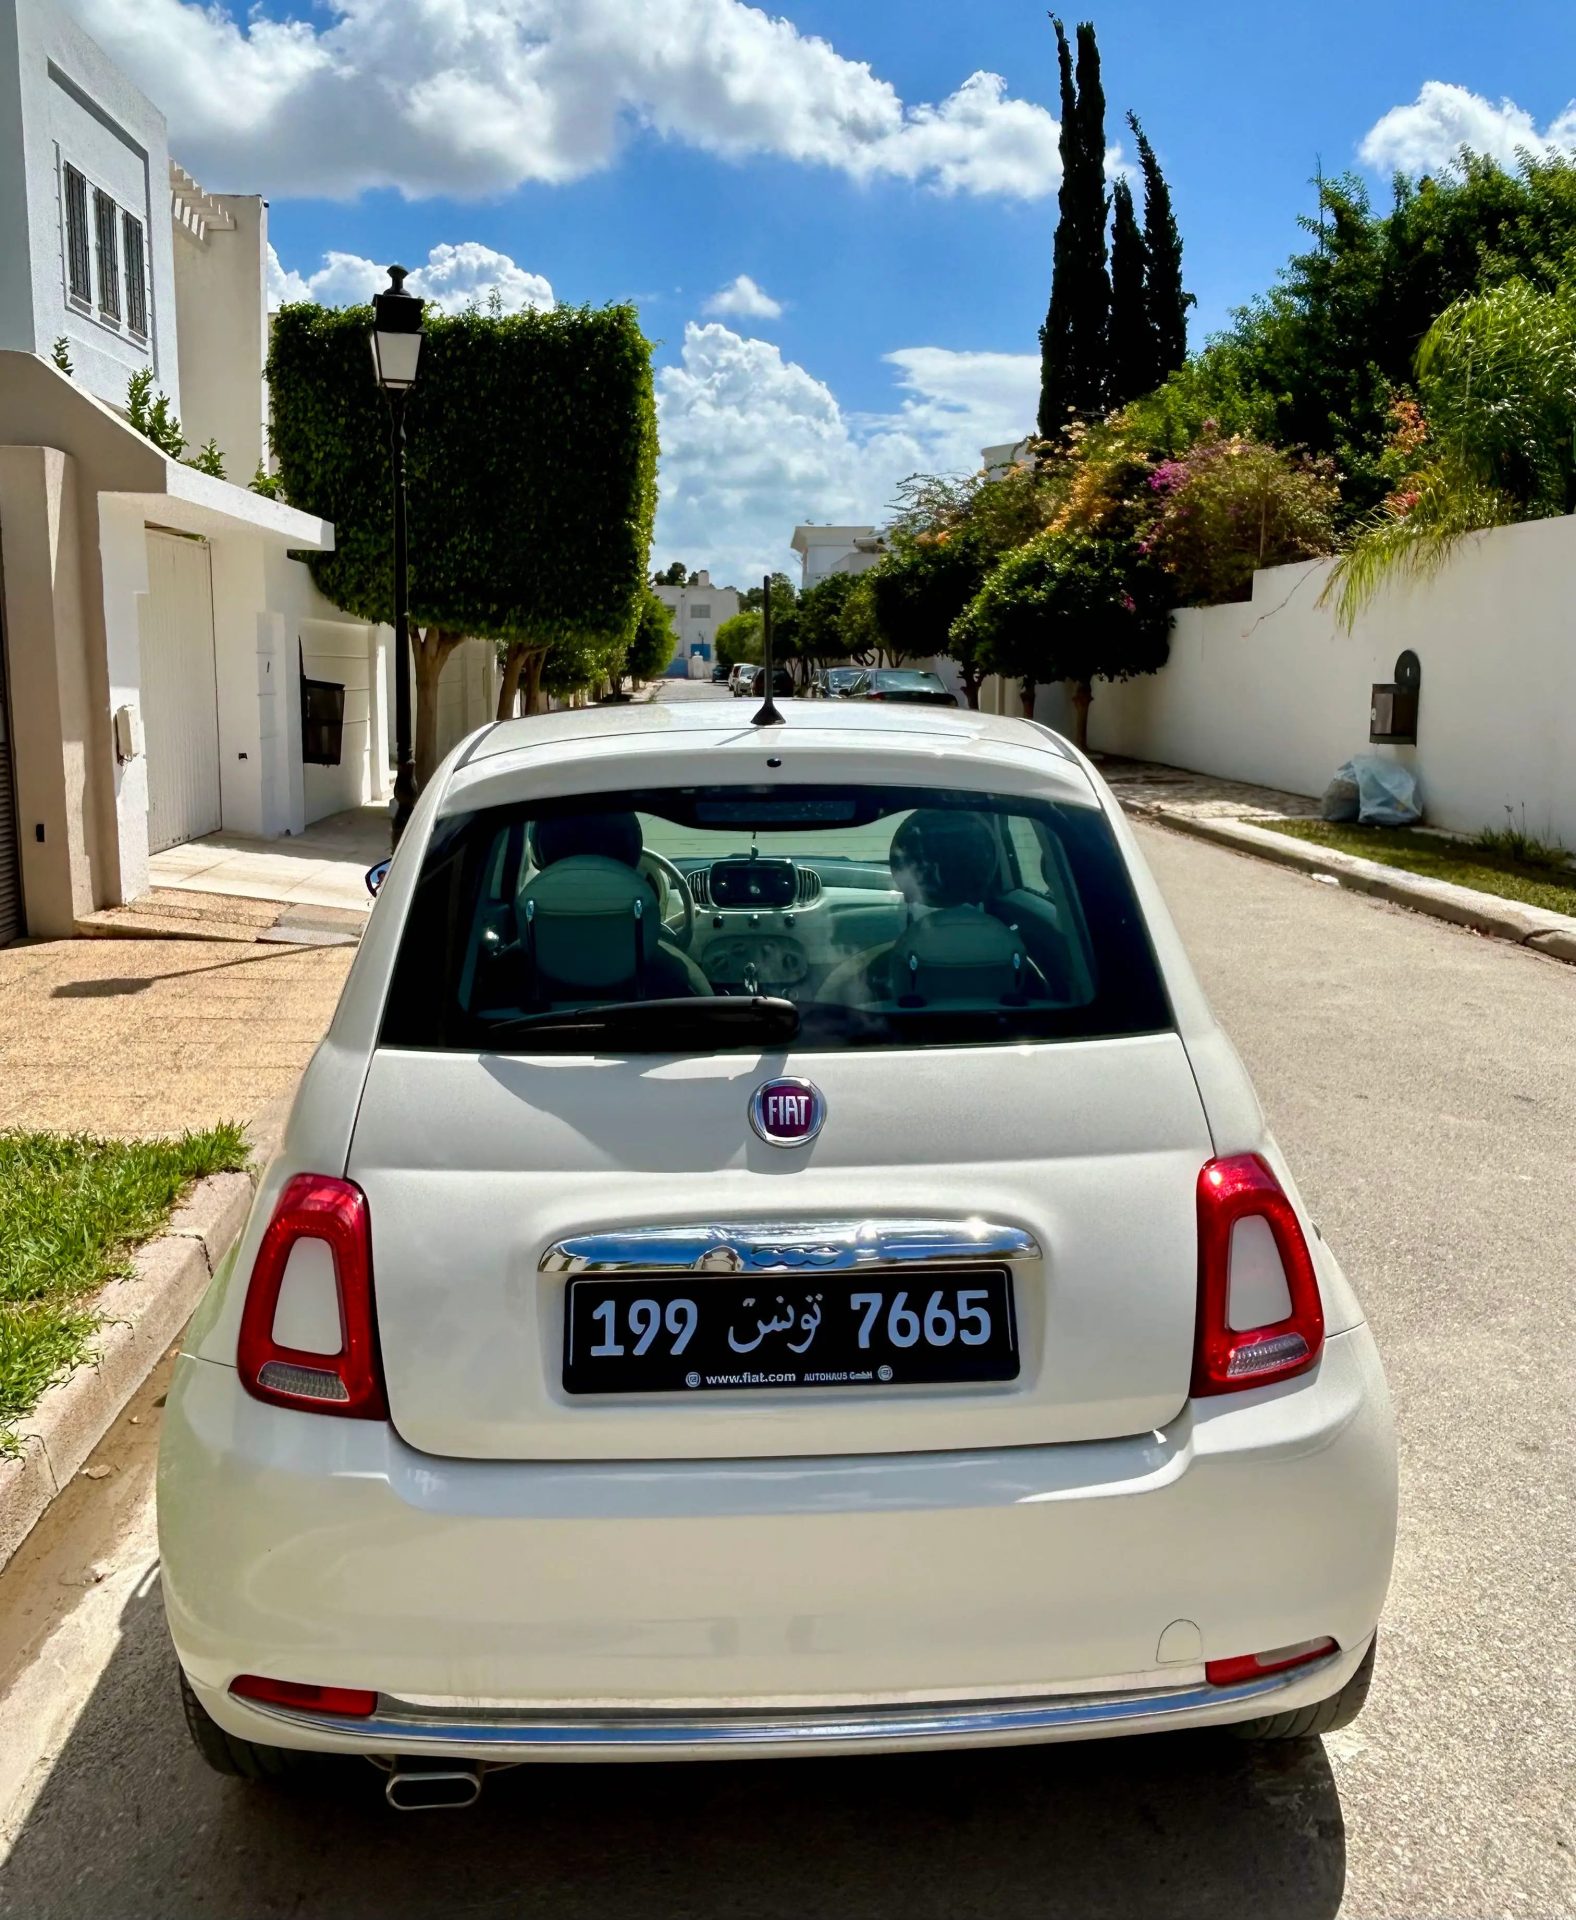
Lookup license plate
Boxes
[562,1266,1018,1395]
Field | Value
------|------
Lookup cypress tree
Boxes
[1037,19,1111,440]
[1127,111,1194,378]
[1108,176,1153,406]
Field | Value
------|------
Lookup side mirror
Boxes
[365,858,392,898]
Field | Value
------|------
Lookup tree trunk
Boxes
[1070,678,1093,751]
[413,625,463,788]
[1018,678,1037,719]
[522,648,547,716]
[496,641,527,722]
[960,668,982,711]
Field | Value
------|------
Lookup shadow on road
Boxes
[2,1570,1346,1920]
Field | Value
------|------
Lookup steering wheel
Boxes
[638,850,697,950]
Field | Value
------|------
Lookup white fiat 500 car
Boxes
[159,698,1397,1810]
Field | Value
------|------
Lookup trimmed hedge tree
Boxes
[268,300,657,780]
[953,527,1170,746]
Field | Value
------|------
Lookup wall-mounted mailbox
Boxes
[1370,648,1420,745]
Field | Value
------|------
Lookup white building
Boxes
[653,569,739,677]
[789,525,887,591]
[982,438,1033,480]
[0,0,492,943]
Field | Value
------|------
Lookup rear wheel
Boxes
[1230,1635,1377,1742]
[178,1667,310,1784]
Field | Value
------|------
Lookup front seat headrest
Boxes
[890,810,997,908]
[890,907,1026,1007]
[533,811,643,871]
[517,856,659,994]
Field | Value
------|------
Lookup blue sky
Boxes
[72,0,1576,583]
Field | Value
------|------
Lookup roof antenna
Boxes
[750,574,785,728]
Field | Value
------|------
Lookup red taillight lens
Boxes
[230,1674,378,1717]
[1205,1638,1338,1687]
[1193,1153,1323,1396]
[236,1173,386,1418]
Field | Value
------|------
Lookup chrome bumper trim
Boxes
[540,1218,1042,1276]
[238,1655,1343,1752]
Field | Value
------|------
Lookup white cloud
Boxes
[72,0,1060,201]
[704,274,784,320]
[653,322,1038,586]
[266,242,553,314]
[1360,82,1576,173]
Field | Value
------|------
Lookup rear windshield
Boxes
[380,783,1171,1054]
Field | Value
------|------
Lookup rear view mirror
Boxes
[365,858,391,898]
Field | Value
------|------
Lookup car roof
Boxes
[442,697,1091,815]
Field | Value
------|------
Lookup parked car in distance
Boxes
[710,662,730,683]
[738,665,795,698]
[847,668,957,706]
[808,667,866,698]
[727,662,756,696]
[159,695,1396,1810]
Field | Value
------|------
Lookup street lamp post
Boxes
[370,266,424,846]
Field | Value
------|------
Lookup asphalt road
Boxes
[1,814,1572,1919]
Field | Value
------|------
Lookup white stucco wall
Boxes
[173,192,268,478]
[1083,513,1576,845]
[654,569,739,674]
[0,0,175,412]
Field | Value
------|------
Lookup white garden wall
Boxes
[1081,511,1576,847]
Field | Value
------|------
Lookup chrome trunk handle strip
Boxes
[540,1220,1041,1275]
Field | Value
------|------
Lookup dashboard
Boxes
[675,856,889,995]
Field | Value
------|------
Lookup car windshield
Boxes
[874,671,946,692]
[380,783,1170,1054]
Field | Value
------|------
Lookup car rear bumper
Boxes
[159,1324,1395,1761]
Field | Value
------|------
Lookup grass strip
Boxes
[0,1125,248,1452]
[1259,820,1576,919]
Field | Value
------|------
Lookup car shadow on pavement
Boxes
[3,1569,1348,1920]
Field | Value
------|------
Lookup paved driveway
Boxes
[0,822,1571,1917]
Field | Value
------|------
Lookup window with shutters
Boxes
[122,211,148,339]
[93,188,121,322]
[63,163,92,306]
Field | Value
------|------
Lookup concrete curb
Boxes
[0,1107,283,1575]
[1130,804,1576,964]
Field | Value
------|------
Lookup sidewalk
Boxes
[1100,754,1576,965]
[0,935,353,1136]
[144,802,386,916]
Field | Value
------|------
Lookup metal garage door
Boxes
[139,530,220,854]
[0,592,20,946]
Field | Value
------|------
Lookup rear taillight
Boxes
[230,1674,377,1717]
[1192,1153,1323,1396]
[236,1174,386,1418]
[1205,1638,1338,1687]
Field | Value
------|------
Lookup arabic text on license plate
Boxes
[562,1266,1017,1395]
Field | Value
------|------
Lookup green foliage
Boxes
[125,367,186,459]
[249,460,284,500]
[1039,18,1111,437]
[1,1124,248,1447]
[1190,153,1576,518]
[1142,431,1340,606]
[1108,177,1151,409]
[740,571,797,613]
[189,437,226,480]
[714,609,764,670]
[953,527,1170,742]
[1324,279,1576,624]
[267,299,658,654]
[626,590,677,682]
[793,573,862,666]
[1265,818,1576,916]
[1128,112,1193,381]
[1474,806,1570,871]
[653,560,689,585]
[50,337,73,375]
[867,533,990,693]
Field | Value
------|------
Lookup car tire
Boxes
[178,1667,311,1784]
[1229,1635,1377,1742]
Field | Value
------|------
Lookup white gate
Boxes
[139,531,220,853]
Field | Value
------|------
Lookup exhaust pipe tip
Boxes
[385,1760,484,1811]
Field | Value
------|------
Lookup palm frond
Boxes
[1320,465,1514,629]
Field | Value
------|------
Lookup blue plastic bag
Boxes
[1327,756,1422,828]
